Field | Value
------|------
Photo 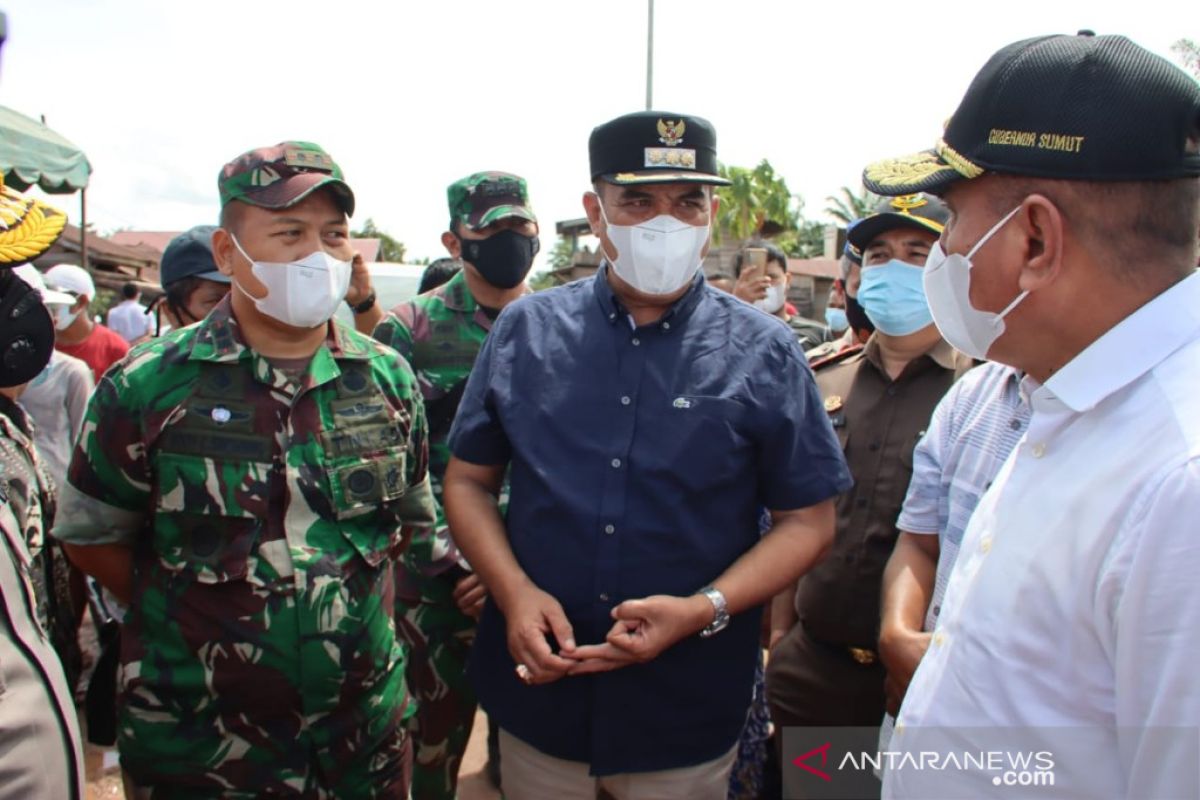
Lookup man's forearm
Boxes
[442,458,531,613]
[711,499,836,617]
[879,532,938,639]
[61,542,133,605]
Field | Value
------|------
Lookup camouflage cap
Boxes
[218,141,355,216]
[447,172,536,232]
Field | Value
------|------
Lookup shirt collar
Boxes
[440,269,476,313]
[1043,271,1200,413]
[592,263,707,328]
[862,333,962,376]
[185,296,373,386]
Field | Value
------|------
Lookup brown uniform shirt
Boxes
[795,336,972,649]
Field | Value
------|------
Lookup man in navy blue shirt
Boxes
[444,110,852,799]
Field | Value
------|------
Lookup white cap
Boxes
[43,263,95,300]
[13,265,76,306]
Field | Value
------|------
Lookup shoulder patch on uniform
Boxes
[810,343,865,371]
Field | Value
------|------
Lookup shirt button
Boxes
[632,337,641,346]
[599,593,610,602]
[611,458,622,468]
[662,322,671,331]
[868,441,881,452]
[609,313,617,321]
[1009,418,1022,430]
[604,524,615,535]
[981,535,993,553]
[620,396,631,406]
[934,632,946,647]
[1031,442,1046,458]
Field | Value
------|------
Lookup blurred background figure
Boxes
[43,263,128,383]
[155,225,231,335]
[418,256,464,295]
[105,281,152,345]
[732,241,829,350]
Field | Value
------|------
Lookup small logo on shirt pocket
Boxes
[672,397,692,409]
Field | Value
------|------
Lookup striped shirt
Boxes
[895,361,1028,631]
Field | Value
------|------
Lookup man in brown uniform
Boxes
[766,195,972,753]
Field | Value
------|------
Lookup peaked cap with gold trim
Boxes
[0,174,67,268]
[863,32,1200,196]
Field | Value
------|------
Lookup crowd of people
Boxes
[1,27,1199,800]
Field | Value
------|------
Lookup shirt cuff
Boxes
[52,482,145,546]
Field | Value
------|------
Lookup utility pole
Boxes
[645,0,654,109]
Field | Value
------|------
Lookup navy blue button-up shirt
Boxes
[449,266,851,774]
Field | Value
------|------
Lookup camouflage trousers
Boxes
[396,570,479,800]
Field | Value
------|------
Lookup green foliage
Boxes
[824,185,879,225]
[351,218,407,263]
[714,160,800,244]
[1173,38,1200,77]
[548,236,575,269]
[528,270,558,291]
[775,219,828,259]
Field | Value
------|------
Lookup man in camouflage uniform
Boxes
[56,141,435,798]
[373,171,538,798]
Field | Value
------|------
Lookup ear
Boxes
[582,190,604,237]
[211,228,238,277]
[1015,194,1064,292]
[441,231,461,258]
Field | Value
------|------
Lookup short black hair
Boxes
[419,258,463,294]
[122,282,139,299]
[733,240,788,277]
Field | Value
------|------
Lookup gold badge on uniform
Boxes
[824,395,843,413]
[645,148,697,169]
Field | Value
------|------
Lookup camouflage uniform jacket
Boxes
[373,269,512,588]
[53,297,436,792]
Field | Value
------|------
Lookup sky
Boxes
[1,0,1193,272]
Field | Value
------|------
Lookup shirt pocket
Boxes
[326,449,411,569]
[648,394,750,491]
[152,452,270,584]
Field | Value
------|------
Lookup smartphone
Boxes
[742,247,768,282]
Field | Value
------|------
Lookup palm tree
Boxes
[824,186,878,225]
[714,159,800,244]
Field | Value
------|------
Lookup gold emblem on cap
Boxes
[890,194,928,213]
[824,395,843,413]
[657,118,686,146]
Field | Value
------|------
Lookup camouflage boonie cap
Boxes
[218,141,355,216]
[0,174,68,268]
[446,172,536,232]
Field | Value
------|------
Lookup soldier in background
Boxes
[0,65,85,795]
[56,141,435,798]
[373,171,539,798]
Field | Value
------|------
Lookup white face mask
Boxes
[54,304,79,331]
[923,206,1027,360]
[754,284,786,314]
[597,201,709,296]
[230,235,352,329]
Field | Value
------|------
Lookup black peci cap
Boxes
[863,33,1200,195]
[589,110,731,186]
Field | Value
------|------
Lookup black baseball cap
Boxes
[589,110,731,186]
[863,32,1200,196]
[160,226,230,287]
[847,194,949,251]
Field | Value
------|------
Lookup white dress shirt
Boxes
[106,298,151,342]
[885,272,1200,800]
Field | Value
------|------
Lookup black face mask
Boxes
[459,229,539,290]
[0,270,55,388]
[844,291,875,337]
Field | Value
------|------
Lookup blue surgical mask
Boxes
[825,306,848,333]
[857,259,933,336]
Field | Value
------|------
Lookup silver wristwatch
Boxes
[698,586,730,638]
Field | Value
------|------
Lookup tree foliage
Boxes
[824,185,879,225]
[351,218,407,263]
[1173,38,1200,77]
[714,160,800,244]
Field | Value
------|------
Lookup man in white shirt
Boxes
[105,281,152,344]
[862,32,1200,799]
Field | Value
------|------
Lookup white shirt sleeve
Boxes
[1105,456,1200,798]
[896,378,959,536]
